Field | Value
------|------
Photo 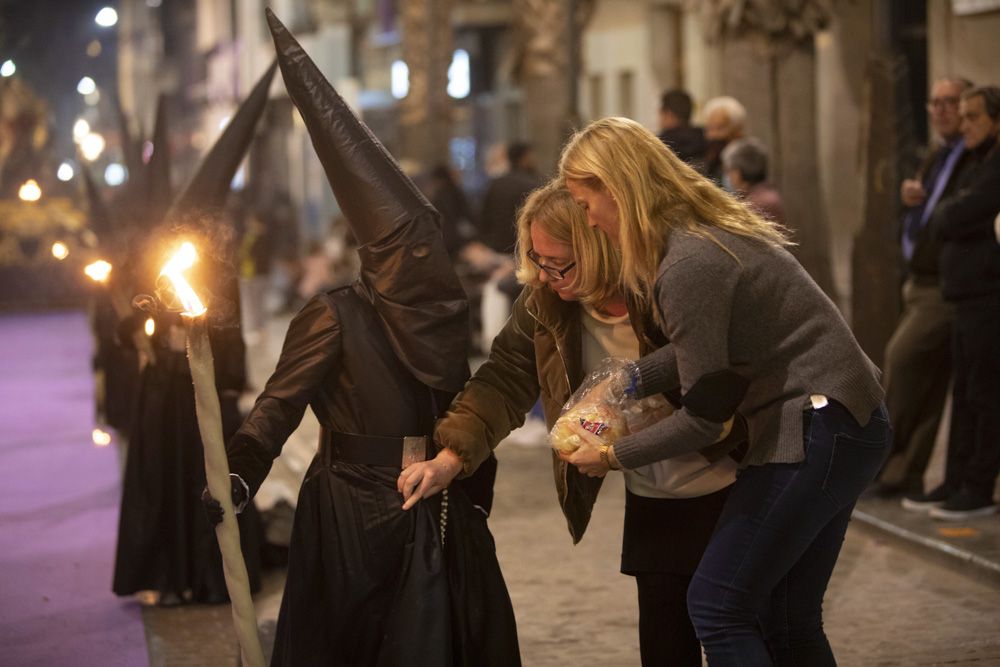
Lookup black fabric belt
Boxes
[320,430,433,468]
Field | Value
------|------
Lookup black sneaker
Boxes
[901,485,954,512]
[929,491,999,521]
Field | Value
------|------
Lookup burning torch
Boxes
[154,241,265,667]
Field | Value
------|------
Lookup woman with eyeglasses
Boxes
[557,116,888,666]
[397,180,743,665]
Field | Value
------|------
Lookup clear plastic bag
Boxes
[549,357,673,454]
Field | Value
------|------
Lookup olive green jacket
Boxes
[434,285,659,543]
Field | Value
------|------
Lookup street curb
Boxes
[852,508,1000,588]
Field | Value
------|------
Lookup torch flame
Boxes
[159,242,207,317]
[144,317,155,336]
[84,259,112,283]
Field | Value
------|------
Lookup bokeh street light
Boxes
[77,76,97,95]
[73,119,91,142]
[57,162,75,182]
[18,179,42,201]
[0,60,15,77]
[79,132,106,161]
[95,8,118,28]
[104,163,126,186]
[51,242,69,260]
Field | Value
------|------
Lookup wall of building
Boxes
[928,3,1000,94]
[580,0,660,129]
[816,0,873,314]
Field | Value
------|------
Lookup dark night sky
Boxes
[0,0,120,164]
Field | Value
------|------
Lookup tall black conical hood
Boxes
[146,94,173,221]
[114,96,144,184]
[170,62,277,216]
[267,8,470,393]
[80,164,116,243]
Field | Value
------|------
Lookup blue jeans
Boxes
[688,401,891,666]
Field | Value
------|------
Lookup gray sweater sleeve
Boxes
[633,344,679,398]
[613,245,742,469]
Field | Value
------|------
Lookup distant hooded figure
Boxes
[203,10,519,666]
[112,64,276,604]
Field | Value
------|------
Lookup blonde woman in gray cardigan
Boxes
[559,117,888,666]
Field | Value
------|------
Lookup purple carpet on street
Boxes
[0,311,148,666]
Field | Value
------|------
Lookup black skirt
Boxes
[620,485,731,576]
[112,352,262,601]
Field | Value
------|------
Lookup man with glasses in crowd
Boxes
[874,77,975,502]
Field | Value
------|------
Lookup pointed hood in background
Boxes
[266,8,470,393]
[80,164,117,243]
[170,62,277,217]
[114,95,144,187]
[145,94,173,223]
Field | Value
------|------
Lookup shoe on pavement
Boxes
[901,485,954,512]
[929,491,999,521]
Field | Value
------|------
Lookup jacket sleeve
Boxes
[434,289,542,476]
[928,149,1000,242]
[613,243,747,470]
[227,294,342,498]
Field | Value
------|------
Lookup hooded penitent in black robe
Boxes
[112,65,275,602]
[218,10,520,665]
[112,310,263,601]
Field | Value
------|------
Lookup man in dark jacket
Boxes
[478,142,543,254]
[657,89,708,168]
[205,11,520,665]
[916,86,1000,520]
[877,77,974,501]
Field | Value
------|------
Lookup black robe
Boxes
[227,284,519,666]
[112,311,262,602]
[90,289,140,437]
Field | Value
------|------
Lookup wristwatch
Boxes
[599,444,611,469]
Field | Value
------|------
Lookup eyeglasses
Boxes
[926,96,960,111]
[527,249,576,280]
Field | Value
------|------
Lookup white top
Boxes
[580,304,737,499]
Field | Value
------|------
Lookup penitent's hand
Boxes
[398,448,464,510]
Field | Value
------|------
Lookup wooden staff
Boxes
[160,243,265,667]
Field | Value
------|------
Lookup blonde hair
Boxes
[558,116,792,308]
[514,179,621,307]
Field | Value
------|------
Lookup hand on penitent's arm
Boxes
[398,448,464,510]
[200,475,249,526]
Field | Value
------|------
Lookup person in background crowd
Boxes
[238,211,273,346]
[874,77,974,502]
[427,164,479,258]
[479,142,545,255]
[912,85,1000,520]
[721,137,786,225]
[702,95,747,187]
[657,89,708,168]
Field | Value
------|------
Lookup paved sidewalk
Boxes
[854,399,1000,588]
